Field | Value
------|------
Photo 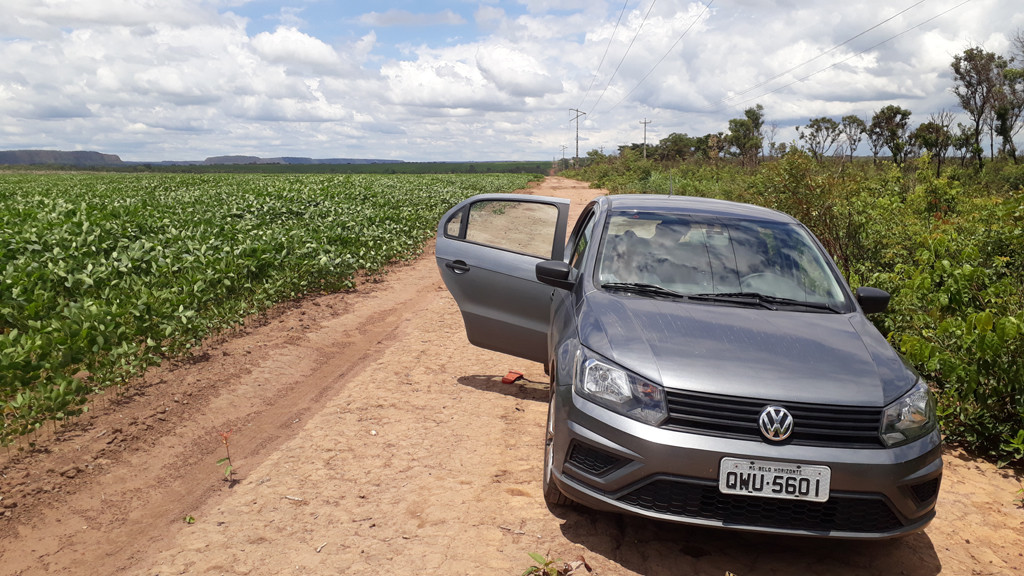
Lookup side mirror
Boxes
[536,260,575,291]
[855,287,890,314]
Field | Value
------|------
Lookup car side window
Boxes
[445,208,465,237]
[445,200,561,259]
[569,212,597,272]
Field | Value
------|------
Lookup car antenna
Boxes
[668,172,674,196]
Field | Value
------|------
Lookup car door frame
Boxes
[435,193,571,364]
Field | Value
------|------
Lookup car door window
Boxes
[446,200,561,259]
[445,208,465,237]
[569,212,597,272]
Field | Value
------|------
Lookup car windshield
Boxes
[597,210,848,309]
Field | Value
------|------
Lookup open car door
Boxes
[436,194,570,364]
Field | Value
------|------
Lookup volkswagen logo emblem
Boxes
[758,406,794,441]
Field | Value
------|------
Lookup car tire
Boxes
[543,374,573,507]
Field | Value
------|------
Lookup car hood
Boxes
[577,291,916,407]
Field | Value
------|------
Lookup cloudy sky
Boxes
[1,0,1021,162]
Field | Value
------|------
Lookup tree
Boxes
[764,121,780,158]
[726,104,765,166]
[994,67,1024,163]
[797,117,841,161]
[912,111,954,176]
[951,122,981,167]
[868,118,887,163]
[839,115,867,162]
[870,105,913,168]
[998,29,1024,163]
[617,143,645,156]
[655,132,701,162]
[705,132,727,159]
[951,47,1005,169]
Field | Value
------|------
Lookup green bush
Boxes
[869,223,1023,463]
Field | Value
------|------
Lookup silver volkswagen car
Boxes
[436,193,942,539]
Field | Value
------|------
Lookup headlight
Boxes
[573,352,668,426]
[879,380,937,447]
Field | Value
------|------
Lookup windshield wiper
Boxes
[692,292,842,313]
[686,292,777,310]
[602,286,842,313]
[602,282,686,299]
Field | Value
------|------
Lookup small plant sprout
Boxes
[521,552,591,576]
[521,552,561,576]
[217,428,235,482]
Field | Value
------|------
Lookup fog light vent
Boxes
[566,441,626,477]
[909,478,940,504]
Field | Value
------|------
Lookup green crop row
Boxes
[0,172,540,445]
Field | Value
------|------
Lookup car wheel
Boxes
[543,375,572,507]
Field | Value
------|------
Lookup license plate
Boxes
[719,458,831,502]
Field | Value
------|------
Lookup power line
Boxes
[721,0,930,105]
[718,0,973,111]
[596,0,715,119]
[578,0,632,112]
[588,0,660,115]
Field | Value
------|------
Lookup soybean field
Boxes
[0,172,541,445]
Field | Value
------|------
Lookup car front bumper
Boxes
[549,389,943,539]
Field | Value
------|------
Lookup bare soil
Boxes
[2,177,1023,576]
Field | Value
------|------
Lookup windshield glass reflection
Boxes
[597,210,847,307]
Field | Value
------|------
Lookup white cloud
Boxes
[476,45,563,98]
[517,0,593,15]
[382,56,496,110]
[0,0,1021,160]
[475,5,506,29]
[251,26,347,73]
[271,6,307,29]
[359,9,466,28]
[1,0,220,31]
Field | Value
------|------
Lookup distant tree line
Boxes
[587,32,1024,175]
[2,160,553,176]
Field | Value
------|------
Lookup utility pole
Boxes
[640,118,652,159]
[569,108,586,166]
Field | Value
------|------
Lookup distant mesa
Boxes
[0,149,403,166]
[0,150,123,166]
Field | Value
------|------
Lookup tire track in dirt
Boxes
[0,222,496,575]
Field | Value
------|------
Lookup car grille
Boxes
[664,389,884,448]
[618,477,904,534]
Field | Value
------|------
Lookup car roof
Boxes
[601,194,799,224]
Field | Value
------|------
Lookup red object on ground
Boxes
[502,370,525,384]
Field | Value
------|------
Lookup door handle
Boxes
[446,260,471,274]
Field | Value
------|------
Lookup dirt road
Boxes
[1,177,1022,575]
